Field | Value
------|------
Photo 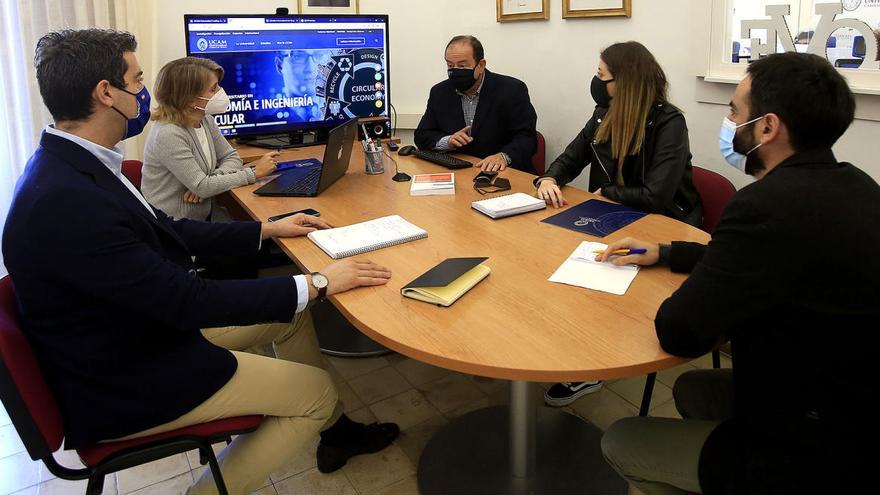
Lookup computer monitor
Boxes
[184,13,390,147]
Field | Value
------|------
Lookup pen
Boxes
[592,248,647,255]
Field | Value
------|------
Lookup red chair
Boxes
[691,166,736,235]
[638,167,736,417]
[692,165,736,370]
[0,276,263,495]
[531,131,546,175]
[121,159,143,190]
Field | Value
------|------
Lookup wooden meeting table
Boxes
[230,142,710,494]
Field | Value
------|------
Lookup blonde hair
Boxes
[152,57,224,126]
[593,42,668,184]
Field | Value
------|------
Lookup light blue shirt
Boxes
[44,125,309,313]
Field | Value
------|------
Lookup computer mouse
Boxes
[398,145,417,156]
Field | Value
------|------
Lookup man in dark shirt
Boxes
[414,35,538,173]
[598,52,880,494]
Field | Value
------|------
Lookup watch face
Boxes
[312,273,329,289]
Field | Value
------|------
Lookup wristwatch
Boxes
[310,272,328,300]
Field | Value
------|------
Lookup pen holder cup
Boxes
[364,149,385,175]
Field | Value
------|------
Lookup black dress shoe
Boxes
[317,422,400,473]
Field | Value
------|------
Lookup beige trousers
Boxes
[601,369,734,495]
[116,310,341,494]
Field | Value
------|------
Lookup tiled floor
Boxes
[1,350,730,495]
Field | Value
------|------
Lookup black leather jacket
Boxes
[537,103,702,226]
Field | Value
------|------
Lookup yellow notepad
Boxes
[401,259,490,307]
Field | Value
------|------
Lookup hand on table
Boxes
[320,258,392,296]
[595,237,660,266]
[536,179,567,208]
[261,214,333,239]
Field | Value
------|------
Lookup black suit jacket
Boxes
[414,70,538,173]
[2,133,299,448]
[655,149,880,494]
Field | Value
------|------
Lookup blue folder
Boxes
[541,199,647,237]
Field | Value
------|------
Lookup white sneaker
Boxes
[543,381,603,407]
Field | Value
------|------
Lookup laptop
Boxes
[253,119,357,197]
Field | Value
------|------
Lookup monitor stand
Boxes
[236,128,329,149]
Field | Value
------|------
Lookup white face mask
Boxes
[194,87,230,115]
[719,115,764,172]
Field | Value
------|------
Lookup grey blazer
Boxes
[142,117,255,220]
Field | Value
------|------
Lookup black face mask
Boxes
[590,75,614,108]
[448,66,478,92]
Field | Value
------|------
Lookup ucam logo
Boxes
[841,0,880,11]
[207,39,228,50]
[574,217,598,227]
[196,38,208,51]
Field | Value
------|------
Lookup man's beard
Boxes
[734,131,765,177]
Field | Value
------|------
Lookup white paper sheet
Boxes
[548,241,639,296]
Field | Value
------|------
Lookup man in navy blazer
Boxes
[414,35,538,173]
[2,29,397,494]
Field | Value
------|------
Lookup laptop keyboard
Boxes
[283,167,322,194]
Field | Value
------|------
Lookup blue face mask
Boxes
[111,85,151,140]
[719,115,763,172]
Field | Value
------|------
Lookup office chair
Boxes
[639,167,736,416]
[0,276,263,495]
[121,159,143,190]
[531,131,546,175]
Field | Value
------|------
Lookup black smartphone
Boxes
[267,208,320,222]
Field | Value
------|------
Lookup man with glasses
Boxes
[275,49,323,121]
[414,35,538,174]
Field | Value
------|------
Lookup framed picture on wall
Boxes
[496,0,550,22]
[298,0,359,14]
[563,0,631,18]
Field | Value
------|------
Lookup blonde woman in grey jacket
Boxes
[142,57,278,220]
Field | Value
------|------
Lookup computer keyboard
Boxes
[284,167,322,194]
[412,150,473,169]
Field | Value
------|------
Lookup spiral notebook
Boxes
[471,192,546,219]
[307,215,428,259]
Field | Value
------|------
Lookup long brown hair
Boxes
[152,57,224,126]
[594,41,668,179]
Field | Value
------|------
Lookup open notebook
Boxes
[307,215,428,259]
[472,192,546,219]
[549,241,640,295]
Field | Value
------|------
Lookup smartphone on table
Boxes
[267,208,320,222]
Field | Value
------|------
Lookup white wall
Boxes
[144,0,880,191]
